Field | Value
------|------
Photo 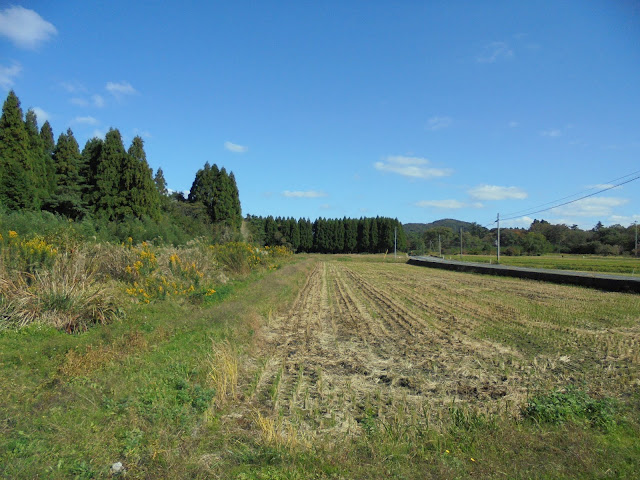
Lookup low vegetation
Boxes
[1,249,638,478]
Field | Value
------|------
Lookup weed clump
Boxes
[521,385,617,430]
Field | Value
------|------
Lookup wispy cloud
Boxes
[476,41,514,63]
[415,199,467,209]
[282,190,327,198]
[0,6,57,49]
[374,155,453,179]
[502,216,534,228]
[74,116,98,125]
[60,81,86,94]
[133,128,152,138]
[508,121,519,128]
[554,197,628,217]
[92,94,105,107]
[426,116,453,131]
[224,141,248,153]
[0,62,21,89]
[469,184,528,201]
[32,107,50,124]
[541,129,562,138]
[106,81,137,97]
[71,94,106,108]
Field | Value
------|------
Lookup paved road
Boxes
[407,256,640,293]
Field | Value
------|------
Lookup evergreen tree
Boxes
[24,108,50,203]
[48,128,85,218]
[357,218,371,253]
[80,137,103,208]
[0,90,37,210]
[154,167,168,196]
[264,215,278,245]
[118,136,160,219]
[344,218,358,253]
[228,172,242,229]
[299,218,313,252]
[39,120,57,196]
[290,218,300,252]
[93,128,127,220]
[189,163,242,229]
[370,217,379,253]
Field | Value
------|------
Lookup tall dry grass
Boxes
[0,249,121,332]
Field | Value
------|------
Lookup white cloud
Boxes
[74,116,98,125]
[32,107,50,124]
[374,155,453,179]
[0,6,57,49]
[92,94,105,107]
[508,121,519,128]
[415,199,467,209]
[0,62,21,89]
[609,214,640,225]
[106,81,137,97]
[502,216,534,228]
[476,41,514,63]
[426,116,453,131]
[541,129,562,137]
[70,97,89,107]
[553,197,629,217]
[469,184,528,201]
[224,141,248,153]
[282,190,327,198]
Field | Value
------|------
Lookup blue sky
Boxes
[1,1,639,229]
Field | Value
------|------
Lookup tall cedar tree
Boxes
[24,109,50,202]
[93,129,127,220]
[80,137,103,206]
[189,163,242,229]
[49,128,85,218]
[0,90,38,210]
[120,136,160,220]
[154,167,168,196]
[39,120,57,196]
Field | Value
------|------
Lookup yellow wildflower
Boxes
[9,230,18,238]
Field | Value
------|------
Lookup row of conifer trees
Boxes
[246,215,407,254]
[0,90,242,231]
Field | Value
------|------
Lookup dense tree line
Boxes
[406,219,639,256]
[0,91,241,241]
[246,215,407,254]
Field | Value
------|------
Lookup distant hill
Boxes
[403,218,478,235]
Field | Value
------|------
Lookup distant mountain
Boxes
[403,218,478,235]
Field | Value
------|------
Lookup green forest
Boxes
[405,218,638,257]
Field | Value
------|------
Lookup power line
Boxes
[500,174,640,222]
[501,169,640,218]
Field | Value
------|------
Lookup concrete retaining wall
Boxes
[407,256,640,294]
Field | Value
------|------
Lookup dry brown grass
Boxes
[0,249,121,332]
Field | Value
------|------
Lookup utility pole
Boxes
[635,221,638,258]
[496,213,501,264]
[460,227,463,258]
[438,234,442,257]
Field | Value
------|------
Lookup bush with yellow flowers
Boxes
[0,230,58,274]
